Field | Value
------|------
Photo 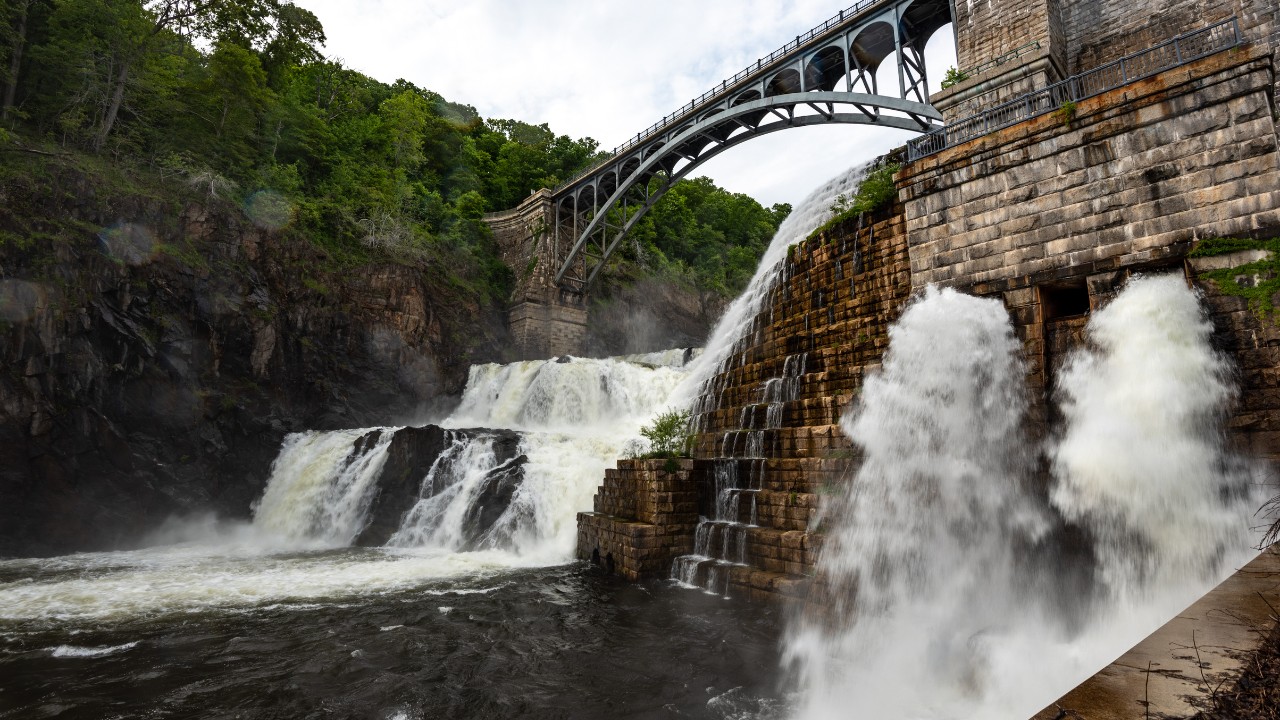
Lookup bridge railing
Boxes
[906,18,1241,161]
[554,0,890,192]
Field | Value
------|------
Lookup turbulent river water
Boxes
[0,164,1267,720]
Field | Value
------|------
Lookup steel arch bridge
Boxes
[550,0,954,291]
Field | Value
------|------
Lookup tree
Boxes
[261,2,323,87]
[0,0,48,122]
[89,0,282,150]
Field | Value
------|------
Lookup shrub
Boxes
[940,67,968,89]
[639,408,692,458]
[1053,100,1078,126]
[808,160,902,240]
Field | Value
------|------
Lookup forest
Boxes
[0,0,789,301]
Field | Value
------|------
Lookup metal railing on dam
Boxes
[906,18,1242,161]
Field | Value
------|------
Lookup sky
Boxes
[288,0,958,208]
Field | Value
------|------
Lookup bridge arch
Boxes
[804,46,847,91]
[556,91,939,287]
[547,0,956,289]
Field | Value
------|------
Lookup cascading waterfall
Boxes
[1050,273,1255,597]
[248,355,692,563]
[0,354,694,624]
[784,277,1261,719]
[673,164,871,419]
[252,429,396,548]
[386,432,510,550]
[668,165,869,595]
[671,459,759,593]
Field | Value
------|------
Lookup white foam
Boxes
[49,641,139,658]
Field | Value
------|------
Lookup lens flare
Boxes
[0,278,45,322]
[98,223,157,265]
[245,190,294,231]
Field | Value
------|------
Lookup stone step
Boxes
[575,511,694,581]
[690,423,855,460]
[726,565,813,604]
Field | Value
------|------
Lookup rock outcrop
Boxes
[0,159,509,557]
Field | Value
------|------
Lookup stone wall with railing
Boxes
[900,46,1280,291]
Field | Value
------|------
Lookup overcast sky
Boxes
[289,0,957,208]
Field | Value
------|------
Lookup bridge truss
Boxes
[551,0,953,291]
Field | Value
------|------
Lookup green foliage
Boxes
[155,241,209,269]
[1054,100,1078,126]
[808,161,901,240]
[1195,237,1280,322]
[940,66,968,89]
[622,176,789,296]
[301,276,330,295]
[638,409,692,458]
[1,0,772,306]
[1188,236,1267,258]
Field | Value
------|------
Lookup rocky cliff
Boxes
[0,155,510,557]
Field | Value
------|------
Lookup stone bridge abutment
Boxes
[484,190,588,359]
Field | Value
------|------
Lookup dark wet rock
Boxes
[0,166,511,557]
[587,274,728,356]
[354,425,526,548]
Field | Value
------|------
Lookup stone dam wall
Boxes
[576,33,1280,608]
[578,200,912,599]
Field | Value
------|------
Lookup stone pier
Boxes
[484,189,587,359]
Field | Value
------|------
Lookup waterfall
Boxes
[249,354,692,563]
[1050,274,1256,598]
[671,459,758,593]
[672,164,871,416]
[784,279,1260,720]
[386,432,511,550]
[252,429,395,548]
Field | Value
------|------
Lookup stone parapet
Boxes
[900,47,1280,293]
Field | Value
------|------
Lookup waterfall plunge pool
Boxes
[0,557,785,719]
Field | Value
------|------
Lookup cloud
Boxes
[292,0,957,206]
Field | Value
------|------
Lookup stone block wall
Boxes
[900,47,1280,292]
[1060,0,1277,76]
[931,48,1063,123]
[574,205,912,598]
[484,190,588,359]
[576,458,700,581]
[952,0,1066,76]
[905,42,1280,462]
[1195,268,1280,463]
[507,294,588,360]
[695,210,911,599]
[938,0,1278,125]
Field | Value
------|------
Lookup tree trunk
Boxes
[95,56,132,151]
[2,0,30,122]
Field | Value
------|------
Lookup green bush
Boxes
[808,160,902,240]
[1196,237,1280,322]
[639,409,692,458]
[940,67,968,89]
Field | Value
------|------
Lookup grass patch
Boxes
[301,276,331,295]
[1193,237,1280,321]
[808,161,901,241]
[1188,236,1274,258]
[156,241,210,270]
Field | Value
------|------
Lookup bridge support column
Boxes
[508,290,587,360]
[485,189,588,360]
[931,0,1066,122]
